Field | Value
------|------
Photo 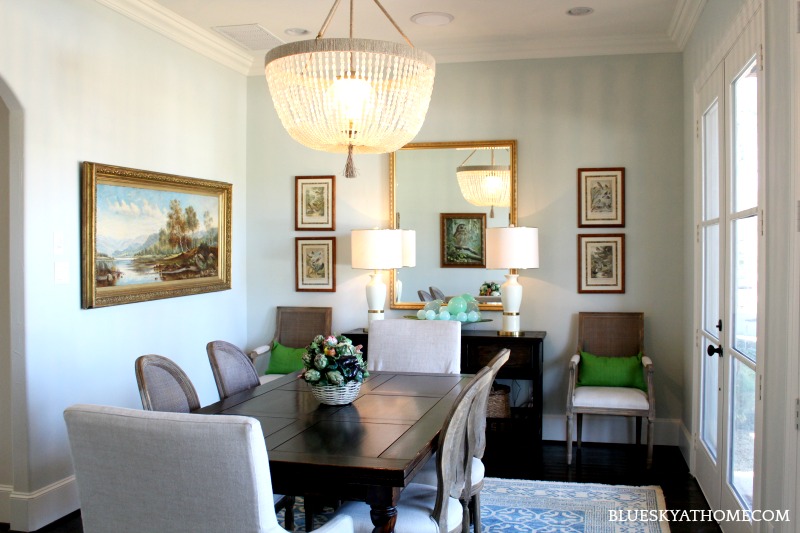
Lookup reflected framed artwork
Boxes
[295,175,335,231]
[578,167,625,227]
[81,162,232,309]
[578,234,625,293]
[440,213,486,268]
[295,237,336,292]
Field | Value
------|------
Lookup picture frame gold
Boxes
[295,175,335,231]
[81,162,232,309]
[295,237,336,292]
[440,213,486,268]
[578,167,625,227]
[577,233,625,293]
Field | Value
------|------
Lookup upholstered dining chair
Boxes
[429,286,446,301]
[207,340,261,400]
[566,312,655,466]
[366,319,461,374]
[413,349,511,533]
[418,289,434,302]
[206,340,299,528]
[64,404,354,533]
[334,366,494,533]
[134,354,200,413]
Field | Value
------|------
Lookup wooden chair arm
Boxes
[641,355,656,416]
[567,354,580,411]
[248,343,272,363]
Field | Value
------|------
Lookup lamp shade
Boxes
[351,229,403,270]
[402,230,416,267]
[486,227,539,269]
[265,38,435,156]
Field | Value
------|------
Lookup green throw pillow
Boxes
[266,341,306,374]
[577,351,647,391]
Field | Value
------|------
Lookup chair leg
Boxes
[471,492,482,533]
[635,416,642,445]
[305,496,316,532]
[284,496,295,531]
[566,414,573,465]
[646,417,654,468]
[576,414,583,449]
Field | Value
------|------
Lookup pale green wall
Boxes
[246,53,686,441]
[1,1,250,529]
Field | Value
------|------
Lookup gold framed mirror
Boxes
[389,140,517,310]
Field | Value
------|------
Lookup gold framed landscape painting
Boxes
[295,237,336,292]
[295,175,335,231]
[81,162,232,309]
[577,167,625,227]
[577,234,625,293]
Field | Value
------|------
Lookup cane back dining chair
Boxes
[566,312,655,466]
[207,340,261,400]
[413,349,510,533]
[366,319,461,374]
[249,307,332,365]
[135,354,200,413]
[334,366,494,533]
[64,404,353,533]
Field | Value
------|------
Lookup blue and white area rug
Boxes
[480,478,670,532]
[281,478,670,532]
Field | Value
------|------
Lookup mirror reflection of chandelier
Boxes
[456,148,511,217]
[264,0,436,178]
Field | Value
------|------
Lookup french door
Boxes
[694,9,763,532]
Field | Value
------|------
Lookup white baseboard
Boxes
[0,484,11,524]
[543,413,683,446]
[678,422,693,467]
[8,476,79,532]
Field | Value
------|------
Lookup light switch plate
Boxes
[54,261,69,284]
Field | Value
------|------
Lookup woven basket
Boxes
[310,381,361,405]
[487,383,511,418]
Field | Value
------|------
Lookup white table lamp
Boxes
[486,226,539,336]
[351,229,405,330]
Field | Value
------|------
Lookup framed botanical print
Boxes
[295,175,335,231]
[578,234,625,293]
[295,237,336,292]
[578,167,625,227]
[440,213,486,268]
[81,162,232,309]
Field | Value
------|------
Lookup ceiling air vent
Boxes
[213,24,284,51]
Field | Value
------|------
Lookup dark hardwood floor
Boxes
[2,441,719,533]
[484,440,722,533]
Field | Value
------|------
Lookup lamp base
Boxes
[365,310,384,332]
[497,330,525,337]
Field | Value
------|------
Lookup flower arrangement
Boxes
[301,334,368,387]
[479,281,501,296]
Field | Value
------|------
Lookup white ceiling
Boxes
[97,0,705,76]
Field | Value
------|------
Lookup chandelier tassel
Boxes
[344,144,358,178]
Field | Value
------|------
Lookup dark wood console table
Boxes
[343,327,545,475]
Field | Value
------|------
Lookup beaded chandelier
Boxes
[456,149,511,217]
[264,0,436,177]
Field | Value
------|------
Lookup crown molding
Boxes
[94,0,254,75]
[669,0,708,50]
[428,34,681,65]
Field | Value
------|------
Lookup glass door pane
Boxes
[703,225,720,335]
[701,338,720,458]
[730,357,755,509]
[732,60,759,212]
[732,216,758,361]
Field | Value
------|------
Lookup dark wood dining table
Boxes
[194,370,471,533]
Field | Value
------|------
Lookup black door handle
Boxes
[706,344,723,357]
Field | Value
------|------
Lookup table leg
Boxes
[369,505,398,533]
